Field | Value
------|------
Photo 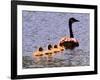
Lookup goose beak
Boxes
[75,19,79,22]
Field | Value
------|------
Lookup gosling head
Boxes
[54,44,58,48]
[38,47,43,51]
[59,43,63,47]
[48,44,52,50]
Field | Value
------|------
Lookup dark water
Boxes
[23,48,89,69]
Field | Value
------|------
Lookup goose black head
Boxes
[69,17,79,24]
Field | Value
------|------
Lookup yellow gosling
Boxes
[52,44,61,54]
[58,43,65,53]
[43,44,54,62]
[32,47,44,63]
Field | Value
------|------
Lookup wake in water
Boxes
[23,49,90,69]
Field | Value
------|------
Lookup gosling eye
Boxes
[45,53,52,55]
[61,49,64,51]
[49,53,52,54]
[40,54,43,56]
[45,53,49,55]
[35,55,39,56]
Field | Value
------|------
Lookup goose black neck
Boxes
[69,22,74,38]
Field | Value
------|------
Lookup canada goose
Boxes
[59,17,79,49]
[32,47,44,63]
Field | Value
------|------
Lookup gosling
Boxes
[32,47,44,63]
[44,44,54,62]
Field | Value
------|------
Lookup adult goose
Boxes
[59,17,79,49]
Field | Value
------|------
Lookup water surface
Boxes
[22,11,90,68]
